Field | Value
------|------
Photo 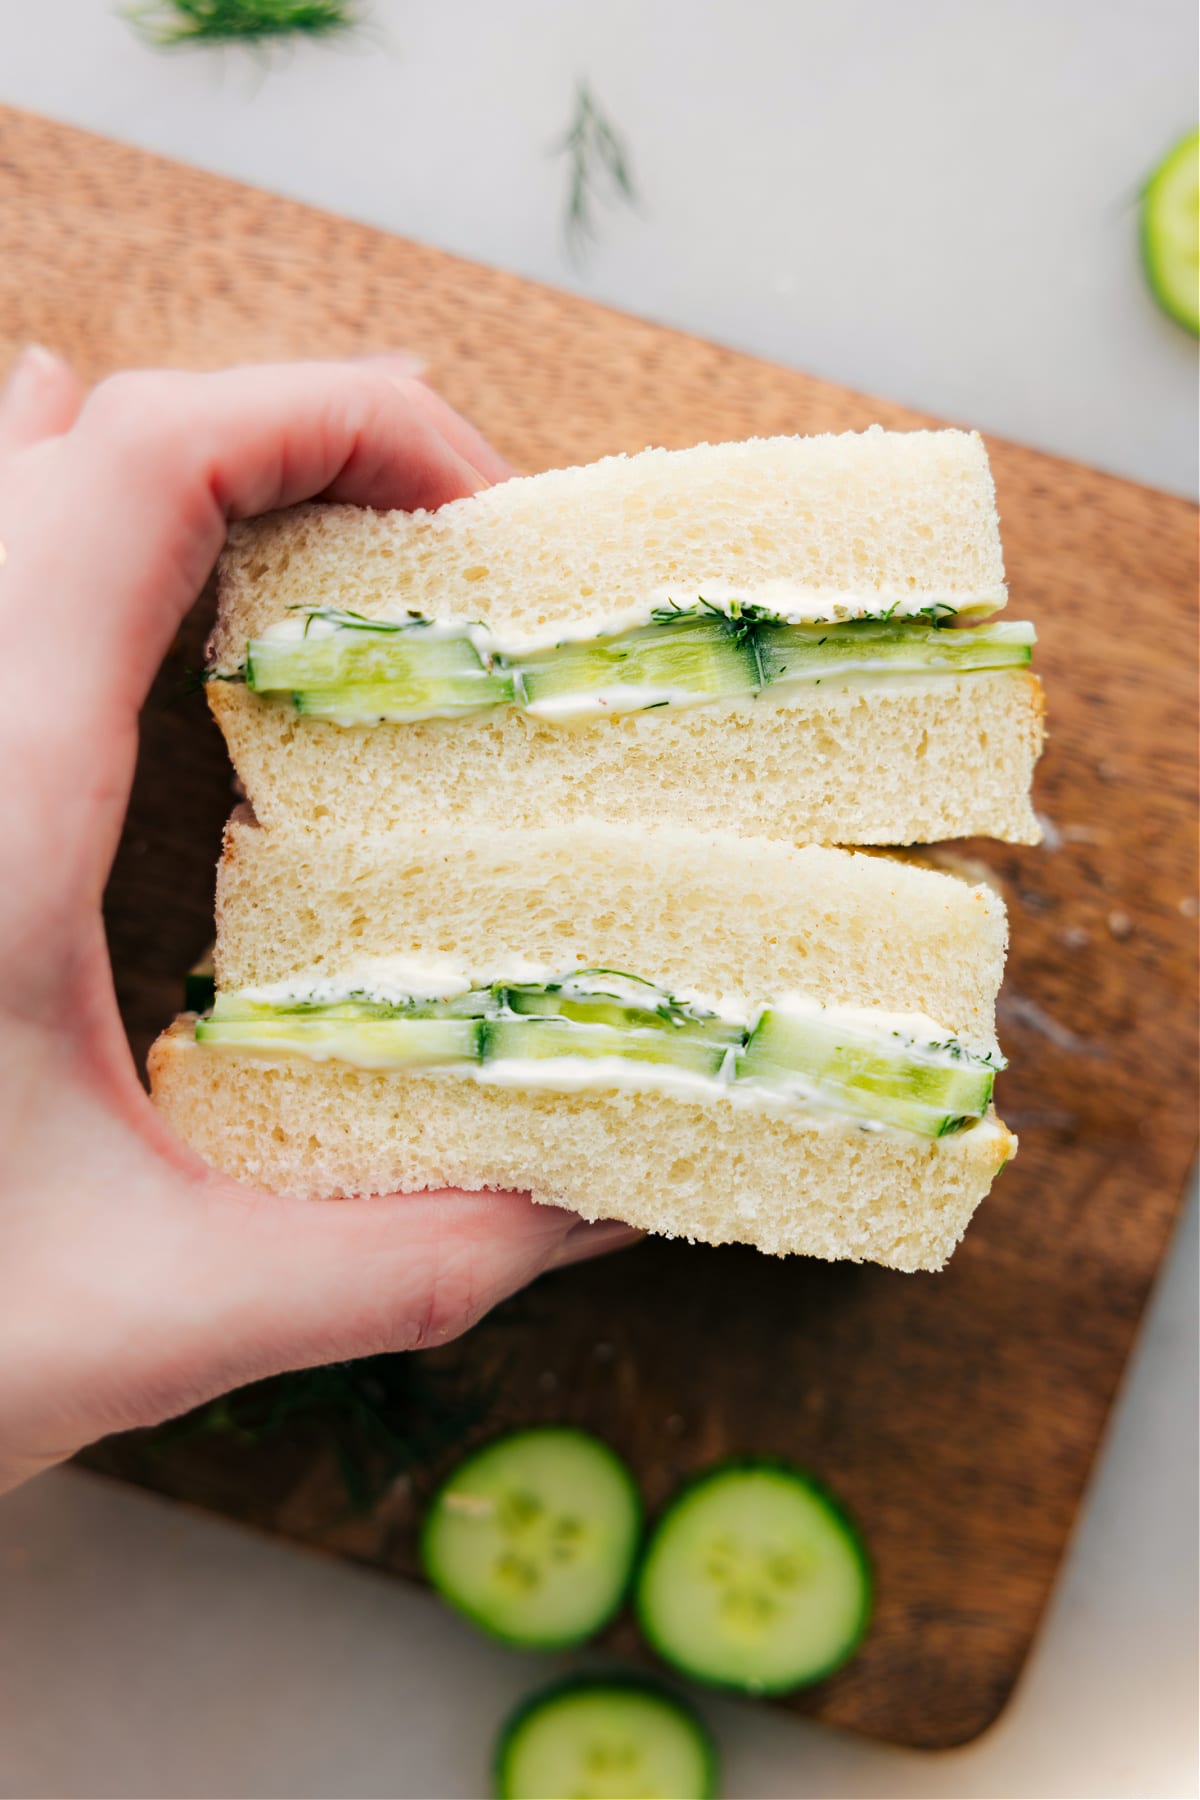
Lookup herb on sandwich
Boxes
[289,605,434,635]
[124,0,363,48]
[555,82,638,263]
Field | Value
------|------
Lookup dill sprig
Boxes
[147,1353,496,1511]
[124,0,363,48]
[555,82,637,263]
[290,605,423,635]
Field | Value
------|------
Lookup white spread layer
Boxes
[256,589,1008,657]
[242,953,551,1008]
[237,961,970,1048]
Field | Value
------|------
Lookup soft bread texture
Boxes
[150,1029,1013,1272]
[209,428,1007,666]
[213,818,1009,1049]
[208,670,1044,847]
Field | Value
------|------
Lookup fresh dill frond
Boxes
[555,81,638,263]
[124,0,363,48]
[287,606,427,635]
[147,1353,496,1511]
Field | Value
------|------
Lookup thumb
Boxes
[187,1180,636,1390]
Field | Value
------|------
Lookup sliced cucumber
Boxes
[494,1677,718,1800]
[239,607,1036,724]
[738,1007,995,1137]
[246,625,512,720]
[421,1428,641,1649]
[195,1015,481,1067]
[503,979,741,1046]
[517,613,757,717]
[756,618,1035,689]
[636,1461,871,1695]
[483,1017,730,1079]
[1141,129,1199,335]
[207,990,493,1022]
[194,981,997,1131]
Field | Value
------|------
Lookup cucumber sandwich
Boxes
[206,428,1044,847]
[150,819,1016,1271]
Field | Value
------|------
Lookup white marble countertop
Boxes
[0,3,1195,1795]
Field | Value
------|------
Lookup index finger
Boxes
[4,361,497,710]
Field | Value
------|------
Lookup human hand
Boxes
[0,349,635,1494]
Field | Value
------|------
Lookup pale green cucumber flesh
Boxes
[292,679,510,720]
[635,1461,872,1695]
[757,619,1034,687]
[493,1678,718,1800]
[421,1429,641,1649]
[247,628,488,691]
[195,986,997,1131]
[517,616,757,706]
[1141,129,1200,335]
[195,1016,481,1064]
[247,627,512,718]
[740,1009,995,1112]
[209,991,495,1024]
[503,984,741,1044]
[240,610,1035,723]
[482,1017,730,1078]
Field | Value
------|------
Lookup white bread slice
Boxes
[209,428,1008,667]
[148,822,1014,1270]
[149,1030,1013,1273]
[208,667,1044,846]
[212,818,1008,1049]
[205,428,1042,845]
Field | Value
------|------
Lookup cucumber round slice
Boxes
[1141,129,1199,335]
[494,1677,718,1800]
[421,1428,641,1649]
[636,1461,871,1694]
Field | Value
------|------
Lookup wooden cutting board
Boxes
[3,105,1195,1751]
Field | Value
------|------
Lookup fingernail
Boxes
[5,343,62,398]
[546,1219,646,1269]
[354,350,430,379]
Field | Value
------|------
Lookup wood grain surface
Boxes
[2,105,1196,1750]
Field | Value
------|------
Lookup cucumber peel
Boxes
[1141,129,1200,335]
[421,1428,641,1649]
[493,1676,718,1800]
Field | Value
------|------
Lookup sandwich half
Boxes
[150,819,1016,1272]
[206,428,1044,847]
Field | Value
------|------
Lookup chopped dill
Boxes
[288,605,425,635]
[144,1353,496,1512]
[124,0,363,46]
